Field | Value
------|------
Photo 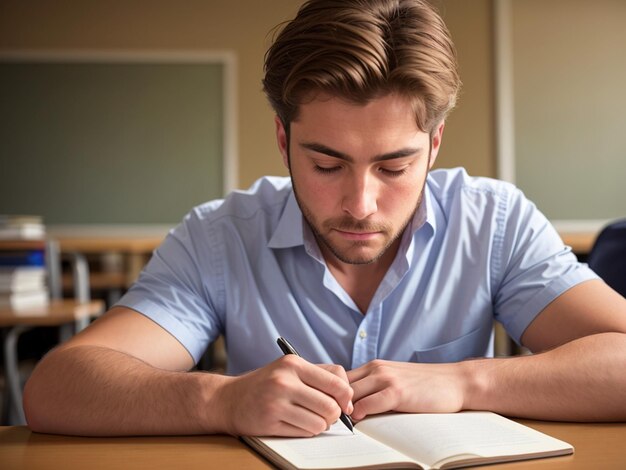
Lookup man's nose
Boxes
[341,172,378,220]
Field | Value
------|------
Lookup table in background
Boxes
[559,231,597,257]
[0,300,105,424]
[47,226,169,304]
[1,420,625,469]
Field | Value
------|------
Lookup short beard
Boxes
[294,186,420,265]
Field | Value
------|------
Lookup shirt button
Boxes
[359,330,367,339]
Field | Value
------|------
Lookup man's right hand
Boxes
[212,355,354,437]
[24,306,353,437]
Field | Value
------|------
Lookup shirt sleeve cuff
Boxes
[115,290,207,364]
[506,268,600,345]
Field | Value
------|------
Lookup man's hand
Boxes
[347,360,467,421]
[214,355,354,437]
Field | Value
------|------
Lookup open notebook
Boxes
[242,411,573,470]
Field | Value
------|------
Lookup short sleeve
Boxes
[115,210,224,364]
[491,187,598,344]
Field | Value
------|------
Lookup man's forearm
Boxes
[463,332,626,421]
[23,345,230,436]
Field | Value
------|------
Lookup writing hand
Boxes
[215,355,353,437]
[347,359,467,421]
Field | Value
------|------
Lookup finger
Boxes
[287,376,344,425]
[316,364,354,413]
[349,372,403,420]
[272,421,317,437]
[295,361,354,412]
[349,373,381,402]
[346,363,372,383]
[318,363,350,383]
[352,389,397,420]
[272,357,345,425]
[347,359,403,384]
[278,403,333,437]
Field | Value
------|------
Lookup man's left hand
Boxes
[347,360,468,421]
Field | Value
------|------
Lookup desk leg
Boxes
[58,319,88,344]
[126,253,148,287]
[3,325,31,425]
[59,324,73,343]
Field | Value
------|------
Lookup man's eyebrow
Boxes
[300,142,424,162]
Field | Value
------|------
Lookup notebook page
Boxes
[357,412,571,467]
[254,421,417,469]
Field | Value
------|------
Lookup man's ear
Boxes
[275,116,290,170]
[428,121,446,169]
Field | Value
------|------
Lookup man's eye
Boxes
[314,165,341,174]
[380,167,408,177]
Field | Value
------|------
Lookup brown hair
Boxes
[263,0,461,134]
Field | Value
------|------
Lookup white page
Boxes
[357,412,571,467]
[255,421,418,469]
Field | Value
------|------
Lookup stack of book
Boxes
[0,215,49,310]
[0,214,46,240]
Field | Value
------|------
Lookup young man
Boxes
[24,0,626,437]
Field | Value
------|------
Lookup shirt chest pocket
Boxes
[411,323,493,363]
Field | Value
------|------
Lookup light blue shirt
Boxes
[117,168,597,375]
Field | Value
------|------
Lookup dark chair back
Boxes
[587,219,626,297]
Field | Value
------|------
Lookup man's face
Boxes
[275,93,444,267]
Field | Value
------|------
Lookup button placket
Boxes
[351,304,383,369]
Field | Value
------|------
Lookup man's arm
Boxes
[23,306,353,436]
[347,279,626,421]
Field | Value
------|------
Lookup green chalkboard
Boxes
[0,61,224,224]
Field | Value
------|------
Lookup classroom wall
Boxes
[434,0,495,178]
[511,0,626,221]
[0,0,495,195]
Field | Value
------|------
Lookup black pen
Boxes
[276,336,354,434]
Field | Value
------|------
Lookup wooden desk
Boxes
[1,420,625,469]
[0,427,271,470]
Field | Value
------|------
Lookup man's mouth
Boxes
[333,229,381,241]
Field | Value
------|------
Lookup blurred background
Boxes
[1,0,625,224]
[0,0,624,423]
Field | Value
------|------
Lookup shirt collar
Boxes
[267,191,304,249]
[411,178,437,236]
